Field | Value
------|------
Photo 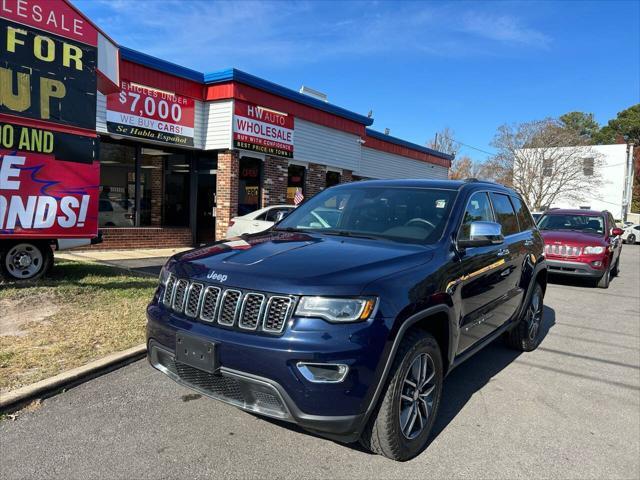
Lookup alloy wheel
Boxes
[527,288,543,340]
[399,353,436,439]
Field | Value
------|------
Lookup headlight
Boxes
[295,296,377,323]
[583,246,605,254]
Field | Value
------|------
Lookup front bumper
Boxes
[146,302,392,442]
[546,258,606,278]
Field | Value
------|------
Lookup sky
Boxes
[74,0,640,161]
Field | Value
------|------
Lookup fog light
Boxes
[296,362,349,383]
[591,260,602,267]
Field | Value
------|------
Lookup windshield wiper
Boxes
[319,229,380,240]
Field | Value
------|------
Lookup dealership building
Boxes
[1,1,452,249]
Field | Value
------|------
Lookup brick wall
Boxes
[216,150,239,240]
[262,155,288,206]
[341,169,353,184]
[85,227,192,249]
[306,163,326,198]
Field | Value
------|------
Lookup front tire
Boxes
[596,267,611,289]
[505,283,544,352]
[627,233,636,245]
[359,330,443,461]
[0,241,52,281]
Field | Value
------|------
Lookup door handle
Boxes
[497,248,510,257]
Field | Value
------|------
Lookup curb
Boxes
[0,344,147,413]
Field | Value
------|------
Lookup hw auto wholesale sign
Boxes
[233,101,294,158]
[106,81,196,147]
[0,0,100,238]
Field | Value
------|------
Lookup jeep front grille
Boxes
[545,244,582,257]
[162,274,295,334]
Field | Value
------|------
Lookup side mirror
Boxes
[612,227,624,237]
[458,221,504,248]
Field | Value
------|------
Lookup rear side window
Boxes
[459,192,494,241]
[490,193,519,236]
[510,196,535,231]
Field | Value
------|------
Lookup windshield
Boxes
[538,214,605,235]
[276,186,457,244]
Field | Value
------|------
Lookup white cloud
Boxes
[73,0,552,70]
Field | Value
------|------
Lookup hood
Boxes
[540,230,606,246]
[168,231,433,295]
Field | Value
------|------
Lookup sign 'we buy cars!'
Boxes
[0,0,101,238]
[106,81,196,147]
[233,101,294,158]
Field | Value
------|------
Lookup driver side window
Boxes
[459,192,494,241]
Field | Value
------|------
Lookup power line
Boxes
[437,135,497,158]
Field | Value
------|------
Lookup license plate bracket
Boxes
[175,332,218,373]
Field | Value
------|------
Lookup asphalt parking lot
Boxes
[1,248,639,479]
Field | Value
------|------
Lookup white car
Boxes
[621,224,640,244]
[226,205,295,238]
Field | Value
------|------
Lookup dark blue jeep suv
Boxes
[146,179,547,461]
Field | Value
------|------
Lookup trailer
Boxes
[0,0,119,281]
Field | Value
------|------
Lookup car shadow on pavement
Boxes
[252,306,556,456]
[547,272,620,289]
[429,305,556,444]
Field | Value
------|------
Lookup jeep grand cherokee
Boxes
[146,179,547,461]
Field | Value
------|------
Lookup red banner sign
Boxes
[233,101,294,158]
[0,0,98,46]
[0,150,99,238]
[106,80,196,147]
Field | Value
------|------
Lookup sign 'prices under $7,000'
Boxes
[106,81,195,147]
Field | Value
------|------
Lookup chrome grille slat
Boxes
[162,278,294,334]
[218,289,242,326]
[238,293,266,330]
[163,274,177,306]
[200,286,221,323]
[184,283,204,318]
[545,244,582,257]
[172,279,189,312]
[263,296,293,333]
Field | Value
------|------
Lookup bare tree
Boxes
[489,119,604,210]
[429,127,457,157]
[449,155,483,180]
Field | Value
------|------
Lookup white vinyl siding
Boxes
[294,118,360,171]
[204,100,233,150]
[96,92,107,133]
[358,147,448,180]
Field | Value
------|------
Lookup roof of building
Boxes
[120,47,373,127]
[365,129,454,161]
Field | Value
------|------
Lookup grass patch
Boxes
[0,259,157,393]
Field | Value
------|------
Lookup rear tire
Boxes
[627,234,636,245]
[505,283,544,352]
[359,330,443,461]
[0,241,52,282]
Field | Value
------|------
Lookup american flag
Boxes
[294,188,304,205]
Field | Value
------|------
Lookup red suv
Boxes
[538,209,624,288]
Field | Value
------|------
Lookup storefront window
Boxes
[164,155,191,227]
[287,164,306,204]
[238,157,262,216]
[99,142,136,227]
[326,170,341,188]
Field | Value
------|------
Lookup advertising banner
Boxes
[1,124,99,238]
[233,101,294,158]
[0,17,97,131]
[106,80,196,147]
